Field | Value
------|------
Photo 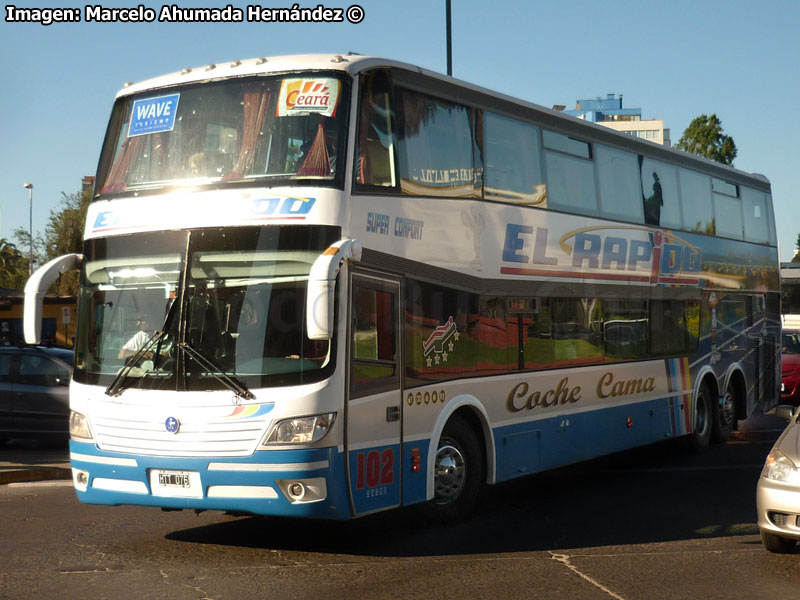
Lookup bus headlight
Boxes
[262,413,336,446]
[763,450,800,483]
[69,410,94,441]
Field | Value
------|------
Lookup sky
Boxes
[1,0,799,261]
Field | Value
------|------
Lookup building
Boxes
[0,288,76,347]
[557,93,671,147]
[82,175,95,197]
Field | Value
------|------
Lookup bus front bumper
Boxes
[68,440,351,519]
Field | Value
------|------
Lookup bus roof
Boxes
[117,53,769,189]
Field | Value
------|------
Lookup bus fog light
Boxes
[276,478,327,504]
[289,482,305,500]
[72,468,89,492]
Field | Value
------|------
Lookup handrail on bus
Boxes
[24,253,84,345]
[306,238,362,340]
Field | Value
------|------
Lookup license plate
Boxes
[158,471,190,488]
[150,469,201,498]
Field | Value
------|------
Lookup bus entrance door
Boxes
[346,273,402,516]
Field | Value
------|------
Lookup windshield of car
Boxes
[782,332,800,354]
[96,73,349,196]
[75,225,340,391]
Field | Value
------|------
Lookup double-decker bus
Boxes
[25,54,780,521]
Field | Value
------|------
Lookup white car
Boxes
[757,405,800,553]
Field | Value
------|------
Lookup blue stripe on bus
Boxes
[492,396,675,483]
[69,441,351,519]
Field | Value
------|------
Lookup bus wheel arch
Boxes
[713,368,745,443]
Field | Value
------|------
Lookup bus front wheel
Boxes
[419,415,483,523]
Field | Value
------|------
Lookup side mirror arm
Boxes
[306,239,362,340]
[24,253,84,344]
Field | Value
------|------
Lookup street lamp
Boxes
[23,182,33,276]
[446,0,452,76]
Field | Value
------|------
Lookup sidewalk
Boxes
[0,440,71,485]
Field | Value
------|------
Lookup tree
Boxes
[793,233,800,263]
[42,189,91,296]
[0,238,28,289]
[0,187,91,293]
[11,227,46,275]
[675,113,737,166]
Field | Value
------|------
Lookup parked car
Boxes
[756,404,800,553]
[0,346,73,441]
[781,329,800,404]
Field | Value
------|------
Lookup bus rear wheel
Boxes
[418,415,483,523]
[686,381,713,453]
[712,380,737,443]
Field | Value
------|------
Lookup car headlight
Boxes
[262,413,336,446]
[763,450,800,483]
[69,410,94,441]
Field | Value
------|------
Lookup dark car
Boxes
[0,346,73,441]
[781,330,800,404]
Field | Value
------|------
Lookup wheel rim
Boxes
[434,442,466,504]
[721,389,735,425]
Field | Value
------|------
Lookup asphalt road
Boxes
[1,416,798,600]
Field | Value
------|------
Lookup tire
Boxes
[760,531,797,554]
[417,415,483,523]
[712,379,737,444]
[686,381,713,453]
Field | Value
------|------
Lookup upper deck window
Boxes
[96,73,349,196]
[741,186,771,244]
[542,131,597,217]
[354,69,397,190]
[640,158,681,229]
[679,169,714,235]
[711,178,743,240]
[483,112,545,205]
[395,87,482,198]
[595,144,642,223]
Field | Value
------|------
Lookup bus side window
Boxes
[741,187,770,244]
[679,169,714,235]
[483,112,545,206]
[351,278,399,399]
[712,178,743,240]
[395,88,480,198]
[640,158,681,229]
[542,131,598,217]
[354,70,397,190]
[596,145,642,223]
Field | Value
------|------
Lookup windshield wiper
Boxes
[105,298,181,397]
[178,342,255,400]
[105,330,167,397]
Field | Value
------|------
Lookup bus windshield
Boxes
[96,73,348,195]
[74,225,340,391]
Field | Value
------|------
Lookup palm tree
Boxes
[0,238,26,289]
